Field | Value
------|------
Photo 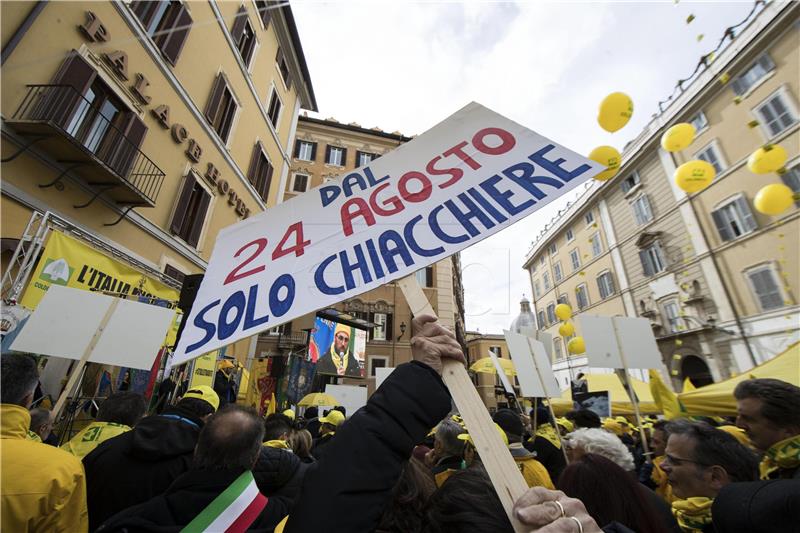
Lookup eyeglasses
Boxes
[335,334,349,341]
[662,454,712,468]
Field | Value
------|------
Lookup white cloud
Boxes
[292,0,755,333]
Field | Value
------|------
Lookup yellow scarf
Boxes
[652,456,675,504]
[329,346,347,375]
[672,497,714,532]
[264,439,291,450]
[759,434,800,479]
[26,430,42,442]
[534,423,561,449]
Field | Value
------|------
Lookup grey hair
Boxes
[566,428,635,472]
[436,419,466,457]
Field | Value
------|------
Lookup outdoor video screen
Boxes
[309,315,367,378]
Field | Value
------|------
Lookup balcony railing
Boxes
[8,84,165,206]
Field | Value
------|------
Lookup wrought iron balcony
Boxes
[6,84,165,207]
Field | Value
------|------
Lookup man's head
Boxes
[333,324,350,355]
[180,384,220,419]
[1,354,39,408]
[264,413,293,441]
[434,418,465,459]
[493,409,523,444]
[651,420,669,457]
[193,405,264,471]
[29,408,54,440]
[566,409,602,429]
[662,420,758,499]
[318,409,344,436]
[97,392,146,427]
[734,378,800,452]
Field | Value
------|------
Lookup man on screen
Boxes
[317,324,361,377]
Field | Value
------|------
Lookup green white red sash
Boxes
[180,471,268,533]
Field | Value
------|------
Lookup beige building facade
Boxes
[524,1,799,389]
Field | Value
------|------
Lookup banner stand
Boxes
[398,275,527,532]
[611,319,650,456]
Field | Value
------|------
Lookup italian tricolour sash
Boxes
[181,471,268,533]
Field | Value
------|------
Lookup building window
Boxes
[415,266,434,287]
[356,151,376,167]
[585,211,595,225]
[548,242,557,255]
[373,312,387,341]
[569,249,580,271]
[163,264,186,284]
[746,264,785,311]
[575,284,589,310]
[781,164,800,206]
[711,196,757,242]
[731,54,775,96]
[369,356,389,377]
[539,257,545,267]
[695,141,725,174]
[275,48,292,89]
[231,6,257,68]
[490,346,503,357]
[620,171,640,194]
[565,228,574,242]
[546,303,556,325]
[543,271,551,291]
[554,338,563,360]
[590,233,603,257]
[597,271,616,299]
[266,87,282,129]
[247,143,273,202]
[204,74,237,142]
[755,88,799,139]
[537,310,546,330]
[170,174,211,248]
[534,280,542,298]
[557,294,570,307]
[689,111,708,132]
[294,140,316,161]
[326,145,346,166]
[554,261,563,282]
[632,195,654,226]
[661,299,683,333]
[131,1,192,66]
[254,0,273,27]
[639,241,667,277]
[291,173,309,193]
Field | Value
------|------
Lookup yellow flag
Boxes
[682,377,696,392]
[649,369,684,419]
[266,393,277,416]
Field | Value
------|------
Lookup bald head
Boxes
[194,405,264,471]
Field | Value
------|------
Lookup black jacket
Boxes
[96,468,290,532]
[83,406,204,531]
[252,445,307,503]
[525,436,567,482]
[310,432,335,460]
[711,479,800,533]
[285,361,451,532]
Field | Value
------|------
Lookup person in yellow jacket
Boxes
[62,391,146,459]
[493,409,555,489]
[1,354,89,532]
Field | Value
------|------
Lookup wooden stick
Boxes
[525,337,570,465]
[53,297,120,420]
[398,276,527,531]
[611,318,650,456]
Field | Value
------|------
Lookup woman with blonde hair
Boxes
[288,428,315,464]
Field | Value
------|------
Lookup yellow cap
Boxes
[602,418,623,436]
[556,417,575,433]
[183,385,220,411]
[458,423,508,446]
[218,359,234,369]
[282,409,295,420]
[319,409,345,427]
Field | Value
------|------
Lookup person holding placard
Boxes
[494,409,554,490]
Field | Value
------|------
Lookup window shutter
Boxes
[204,74,226,124]
[340,148,348,167]
[187,192,211,248]
[111,113,148,178]
[640,250,653,277]
[711,209,733,242]
[293,140,301,159]
[230,6,248,46]
[170,176,196,235]
[736,197,758,232]
[262,159,274,201]
[730,78,744,96]
[161,5,192,66]
[247,144,261,186]
[426,266,434,287]
[325,145,332,164]
[47,51,97,126]
[310,142,317,161]
[131,1,152,26]
[256,1,271,27]
[385,313,393,341]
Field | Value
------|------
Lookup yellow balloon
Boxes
[748,145,788,174]
[754,184,794,215]
[598,92,633,132]
[555,304,572,321]
[588,145,621,181]
[558,322,575,337]
[661,123,696,152]
[674,160,715,193]
[568,337,586,354]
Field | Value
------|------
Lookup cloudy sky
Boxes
[293,0,755,333]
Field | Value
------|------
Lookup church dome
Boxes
[510,296,536,333]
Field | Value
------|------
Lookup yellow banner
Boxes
[189,351,217,389]
[20,231,179,310]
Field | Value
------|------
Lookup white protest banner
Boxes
[504,330,560,398]
[173,102,603,365]
[579,315,662,369]
[489,350,515,394]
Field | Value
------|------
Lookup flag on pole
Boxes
[266,393,276,416]
[648,369,686,420]
[180,471,268,533]
[682,377,696,392]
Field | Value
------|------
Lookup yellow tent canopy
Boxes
[678,342,800,416]
[550,373,659,416]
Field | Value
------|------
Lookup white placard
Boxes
[11,285,175,370]
[504,330,560,398]
[173,102,602,365]
[528,337,561,397]
[374,366,395,390]
[325,384,368,418]
[518,326,553,361]
[489,350,515,394]
[579,315,662,369]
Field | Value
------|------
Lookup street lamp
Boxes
[396,321,406,341]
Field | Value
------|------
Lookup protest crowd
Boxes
[1,314,798,533]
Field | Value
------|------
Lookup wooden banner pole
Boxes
[53,297,120,420]
[398,276,527,531]
[525,338,569,464]
[611,318,650,456]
